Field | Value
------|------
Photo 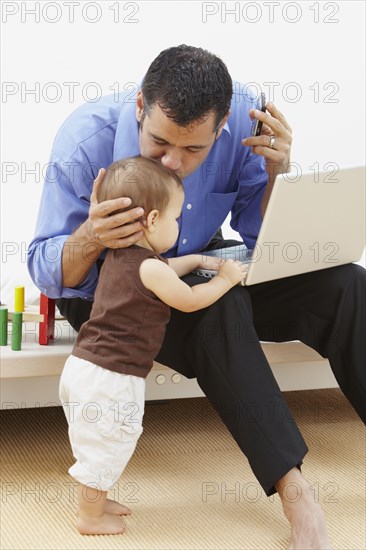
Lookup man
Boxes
[28,45,365,549]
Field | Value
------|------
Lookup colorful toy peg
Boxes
[0,307,8,346]
[11,311,23,351]
[14,286,25,312]
[39,294,56,345]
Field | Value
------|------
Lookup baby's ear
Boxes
[145,209,160,232]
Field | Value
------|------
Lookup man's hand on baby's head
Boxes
[86,168,145,249]
[216,259,247,286]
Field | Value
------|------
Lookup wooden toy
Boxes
[0,307,8,346]
[3,293,56,347]
[39,294,56,345]
[14,286,25,312]
[11,312,23,351]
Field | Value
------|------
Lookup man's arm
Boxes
[27,95,146,299]
[241,102,292,218]
[260,177,276,219]
[140,258,246,313]
[28,164,145,297]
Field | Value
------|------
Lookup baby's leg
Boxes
[60,357,145,533]
[77,484,125,535]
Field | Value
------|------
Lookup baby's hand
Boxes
[216,259,248,286]
[198,255,224,271]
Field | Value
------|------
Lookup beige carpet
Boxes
[1,389,365,550]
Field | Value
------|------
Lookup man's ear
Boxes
[215,111,230,139]
[136,91,144,123]
[145,209,160,232]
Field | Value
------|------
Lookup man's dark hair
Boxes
[141,45,233,130]
[97,156,183,218]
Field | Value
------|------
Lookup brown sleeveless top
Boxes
[72,246,170,378]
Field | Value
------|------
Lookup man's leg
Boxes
[158,263,365,488]
[157,265,366,549]
[245,262,365,548]
[157,274,332,548]
[248,263,366,423]
[56,297,92,332]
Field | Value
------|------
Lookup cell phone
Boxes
[250,92,266,137]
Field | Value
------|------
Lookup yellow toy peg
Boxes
[14,286,25,312]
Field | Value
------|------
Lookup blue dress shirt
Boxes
[28,83,268,299]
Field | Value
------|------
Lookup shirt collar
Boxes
[113,100,140,162]
[221,120,231,137]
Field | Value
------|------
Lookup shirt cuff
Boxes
[27,235,98,299]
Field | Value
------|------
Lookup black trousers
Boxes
[57,252,366,496]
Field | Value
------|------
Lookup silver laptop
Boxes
[195,166,366,286]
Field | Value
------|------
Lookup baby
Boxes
[59,155,246,535]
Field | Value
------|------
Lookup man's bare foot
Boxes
[286,496,331,549]
[276,468,331,550]
[104,498,132,516]
[77,512,126,535]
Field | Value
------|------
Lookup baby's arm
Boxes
[139,258,246,313]
[167,254,223,277]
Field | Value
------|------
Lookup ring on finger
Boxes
[268,135,276,149]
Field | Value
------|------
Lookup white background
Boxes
[1,0,365,305]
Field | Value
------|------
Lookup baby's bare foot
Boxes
[104,498,132,516]
[77,512,126,535]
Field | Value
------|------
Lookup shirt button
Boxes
[182,238,187,244]
[186,203,192,210]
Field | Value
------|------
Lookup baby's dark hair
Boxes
[97,156,183,216]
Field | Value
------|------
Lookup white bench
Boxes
[0,320,338,409]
